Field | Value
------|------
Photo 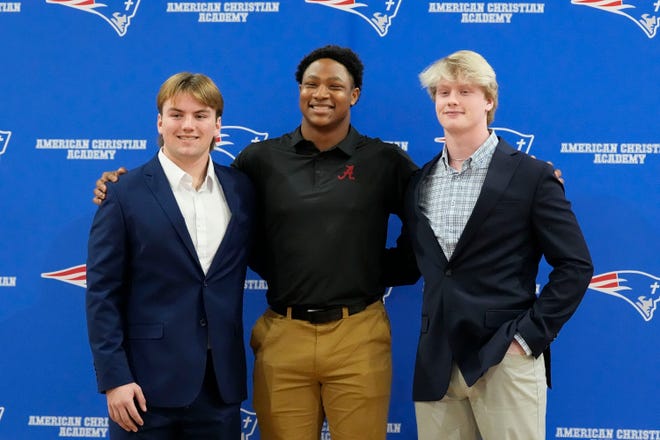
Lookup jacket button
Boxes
[199,318,207,327]
[445,269,452,276]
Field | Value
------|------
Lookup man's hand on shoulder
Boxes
[531,156,565,185]
[93,167,127,205]
[547,161,564,185]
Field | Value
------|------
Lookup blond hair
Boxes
[419,50,498,125]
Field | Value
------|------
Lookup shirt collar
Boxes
[440,130,498,171]
[158,149,216,192]
[291,125,360,157]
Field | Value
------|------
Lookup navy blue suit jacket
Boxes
[86,155,255,406]
[404,138,593,402]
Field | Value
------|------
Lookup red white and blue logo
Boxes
[305,0,402,37]
[572,0,659,38]
[41,264,87,288]
[0,130,11,156]
[589,270,660,321]
[46,0,141,37]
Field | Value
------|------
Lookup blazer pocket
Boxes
[495,199,522,204]
[127,323,164,340]
[484,309,524,329]
[491,200,523,211]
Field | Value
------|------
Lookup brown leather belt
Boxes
[270,301,372,324]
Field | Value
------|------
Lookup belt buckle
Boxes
[306,308,325,324]
[306,307,340,324]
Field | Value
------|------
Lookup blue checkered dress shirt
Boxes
[419,131,498,260]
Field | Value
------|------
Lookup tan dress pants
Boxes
[415,353,547,440]
[251,301,392,440]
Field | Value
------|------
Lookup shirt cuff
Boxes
[514,333,533,355]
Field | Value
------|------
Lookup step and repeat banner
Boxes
[1,1,658,439]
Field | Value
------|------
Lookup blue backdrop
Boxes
[1,1,658,439]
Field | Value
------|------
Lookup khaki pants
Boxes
[250,301,392,440]
[415,354,547,440]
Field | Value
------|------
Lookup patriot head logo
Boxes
[492,127,535,154]
[435,127,535,154]
[46,0,141,37]
[572,0,659,38]
[305,0,403,37]
[240,407,258,439]
[214,125,269,162]
[0,130,11,156]
[41,264,87,288]
[589,270,660,321]
[0,406,4,422]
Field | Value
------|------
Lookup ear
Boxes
[157,113,163,133]
[485,98,494,111]
[216,116,221,134]
[350,87,361,106]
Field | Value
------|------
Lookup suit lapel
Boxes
[451,139,521,261]
[206,163,239,276]
[414,153,450,265]
[143,156,200,267]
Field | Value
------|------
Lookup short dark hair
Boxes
[295,45,364,90]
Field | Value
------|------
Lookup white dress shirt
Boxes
[158,149,231,274]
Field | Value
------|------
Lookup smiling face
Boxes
[434,79,493,137]
[298,58,360,134]
[157,92,220,166]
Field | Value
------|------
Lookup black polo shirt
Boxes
[233,126,419,307]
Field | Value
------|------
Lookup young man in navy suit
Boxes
[86,73,255,439]
[405,50,593,439]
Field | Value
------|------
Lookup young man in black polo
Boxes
[93,46,419,440]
